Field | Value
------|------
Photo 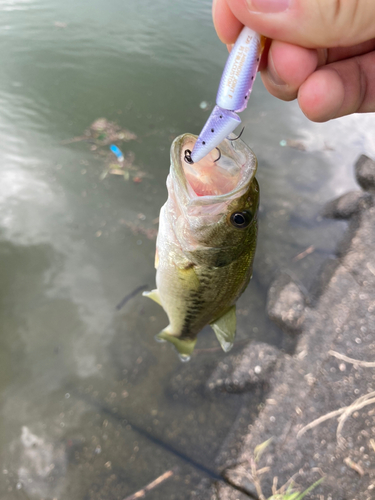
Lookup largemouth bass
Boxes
[144,133,259,361]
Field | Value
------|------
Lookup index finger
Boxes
[213,0,243,44]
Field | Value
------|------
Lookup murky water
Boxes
[1,0,375,498]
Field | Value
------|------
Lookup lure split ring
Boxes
[184,149,194,164]
[184,147,221,165]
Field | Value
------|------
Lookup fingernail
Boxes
[267,51,287,86]
[247,0,290,13]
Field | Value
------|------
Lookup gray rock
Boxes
[267,273,307,333]
[322,190,373,219]
[212,173,375,499]
[355,154,375,191]
[206,342,280,393]
[197,154,375,500]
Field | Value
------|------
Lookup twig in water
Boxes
[343,457,365,476]
[250,458,267,500]
[116,284,148,310]
[297,391,375,445]
[329,350,375,368]
[297,407,345,438]
[235,440,323,499]
[292,245,315,262]
[272,476,278,495]
[367,262,375,276]
[336,392,375,445]
[123,469,175,500]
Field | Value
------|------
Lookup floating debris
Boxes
[99,150,146,181]
[62,118,137,146]
[109,168,127,176]
[110,144,124,162]
[61,119,148,183]
[280,139,307,151]
[199,101,208,110]
[100,165,129,181]
[89,118,137,144]
[100,163,146,182]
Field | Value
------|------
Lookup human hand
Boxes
[212,0,375,122]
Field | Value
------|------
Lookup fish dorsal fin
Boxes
[142,289,162,306]
[157,329,197,361]
[210,305,236,353]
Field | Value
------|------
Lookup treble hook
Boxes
[213,147,221,163]
[230,127,245,142]
[184,147,221,164]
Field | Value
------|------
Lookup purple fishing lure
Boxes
[190,27,264,163]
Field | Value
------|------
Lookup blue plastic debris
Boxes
[110,144,124,162]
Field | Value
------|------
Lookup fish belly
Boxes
[156,245,254,341]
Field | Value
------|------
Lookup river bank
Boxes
[192,154,375,500]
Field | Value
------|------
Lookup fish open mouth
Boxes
[172,134,257,202]
[181,138,242,196]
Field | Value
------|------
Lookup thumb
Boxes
[225,0,375,48]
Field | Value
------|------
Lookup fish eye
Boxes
[230,211,252,229]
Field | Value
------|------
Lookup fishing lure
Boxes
[189,27,265,164]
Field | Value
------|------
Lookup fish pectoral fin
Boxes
[157,329,197,362]
[210,305,236,353]
[176,264,200,289]
[142,289,162,306]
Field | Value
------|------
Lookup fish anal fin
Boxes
[210,305,236,353]
[142,289,162,306]
[157,329,197,361]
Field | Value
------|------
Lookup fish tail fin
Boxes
[156,328,197,362]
